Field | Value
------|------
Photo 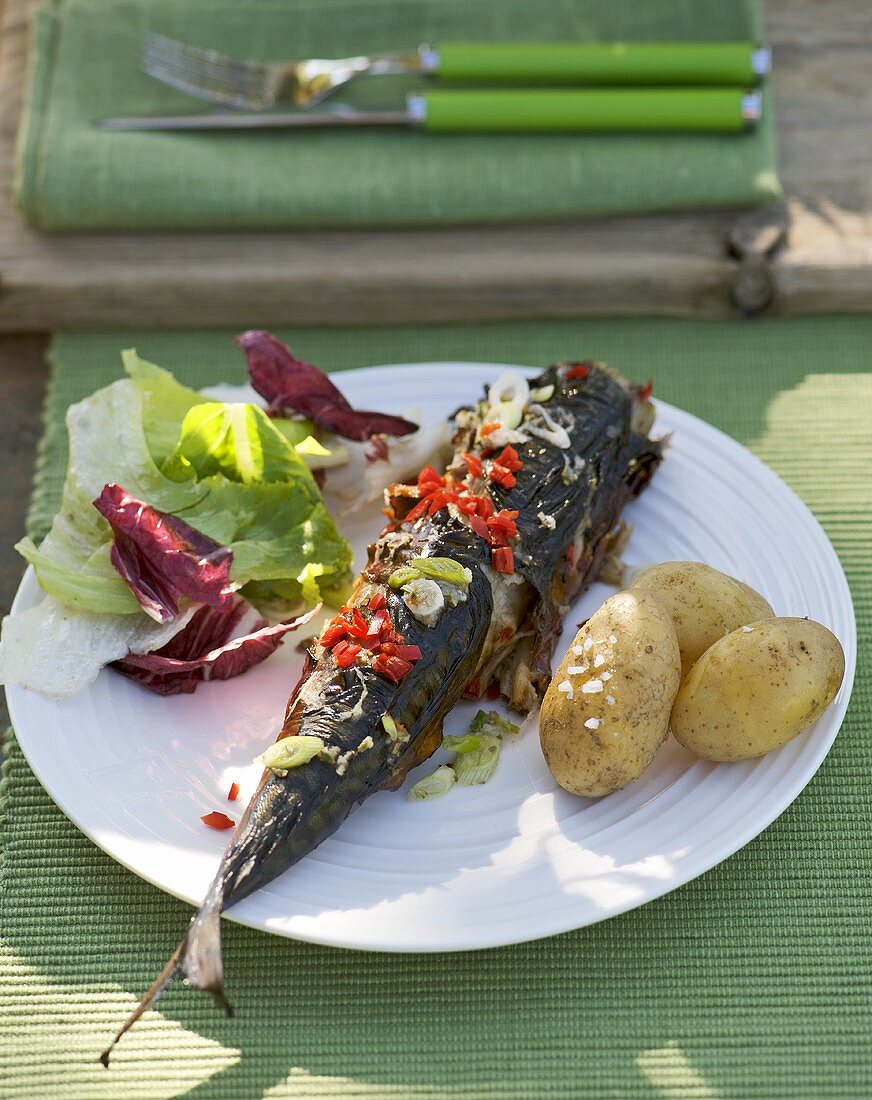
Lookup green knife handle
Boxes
[418,89,759,133]
[432,42,768,86]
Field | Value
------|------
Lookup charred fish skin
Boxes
[452,362,661,693]
[210,522,495,915]
[101,361,660,1064]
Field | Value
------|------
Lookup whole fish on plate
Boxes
[102,358,661,1063]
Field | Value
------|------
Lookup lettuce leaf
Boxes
[122,349,207,467]
[0,596,195,699]
[237,330,418,441]
[113,598,319,696]
[93,484,236,623]
[18,350,352,616]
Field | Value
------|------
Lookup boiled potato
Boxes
[540,590,681,797]
[671,617,845,761]
[630,561,774,678]
[731,577,775,621]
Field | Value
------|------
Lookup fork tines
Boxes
[140,33,277,109]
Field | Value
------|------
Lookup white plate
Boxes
[6,363,855,953]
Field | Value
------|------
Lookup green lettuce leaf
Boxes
[122,349,207,469]
[164,401,300,485]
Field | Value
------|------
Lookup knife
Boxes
[96,88,763,133]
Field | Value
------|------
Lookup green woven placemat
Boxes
[2,317,870,1099]
[15,0,780,230]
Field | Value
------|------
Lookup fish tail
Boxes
[179,902,233,1014]
[99,903,232,1068]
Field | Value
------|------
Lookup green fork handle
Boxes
[427,42,770,87]
[414,88,761,133]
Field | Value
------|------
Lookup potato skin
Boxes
[630,561,775,678]
[671,617,845,761]
[540,590,681,797]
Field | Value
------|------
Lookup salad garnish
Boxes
[238,330,419,441]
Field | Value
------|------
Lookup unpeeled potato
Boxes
[671,617,845,761]
[630,561,774,678]
[540,589,681,797]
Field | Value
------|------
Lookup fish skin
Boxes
[101,362,660,1064]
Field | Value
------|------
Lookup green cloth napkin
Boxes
[15,0,780,230]
[2,317,870,1098]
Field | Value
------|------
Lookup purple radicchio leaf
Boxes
[93,483,235,624]
[112,598,320,696]
[236,330,418,442]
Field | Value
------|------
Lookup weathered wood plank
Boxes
[0,0,869,330]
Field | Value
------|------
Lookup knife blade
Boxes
[96,89,762,133]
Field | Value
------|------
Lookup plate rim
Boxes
[6,361,857,953]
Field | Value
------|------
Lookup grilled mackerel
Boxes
[102,360,661,1063]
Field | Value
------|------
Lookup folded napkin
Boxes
[16,0,780,230]
[2,317,869,1098]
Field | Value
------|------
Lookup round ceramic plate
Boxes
[6,363,855,952]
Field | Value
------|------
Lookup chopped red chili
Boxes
[427,488,453,515]
[374,652,414,682]
[368,591,386,611]
[489,465,517,490]
[639,379,653,402]
[456,495,480,515]
[486,680,502,700]
[480,422,500,437]
[491,546,515,573]
[487,509,519,544]
[227,782,240,802]
[201,811,235,831]
[366,609,389,637]
[566,363,590,380]
[470,514,490,541]
[333,639,363,668]
[494,446,523,472]
[319,617,348,648]
[462,451,484,478]
[343,608,369,640]
[417,465,445,490]
[395,644,423,662]
[404,497,431,522]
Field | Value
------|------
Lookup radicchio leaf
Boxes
[94,484,235,624]
[113,598,319,696]
[236,330,418,442]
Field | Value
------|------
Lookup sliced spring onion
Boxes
[453,735,501,786]
[442,733,483,754]
[406,764,457,802]
[487,372,530,410]
[382,714,411,749]
[388,564,422,589]
[528,383,555,404]
[409,557,472,590]
[489,398,525,431]
[256,735,326,776]
[469,709,522,739]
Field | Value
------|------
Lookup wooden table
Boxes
[0,0,871,328]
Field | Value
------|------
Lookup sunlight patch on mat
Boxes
[0,950,239,1100]
[635,1041,720,1099]
[264,1067,477,1097]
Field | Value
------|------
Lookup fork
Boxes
[140,35,771,111]
[141,34,428,109]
